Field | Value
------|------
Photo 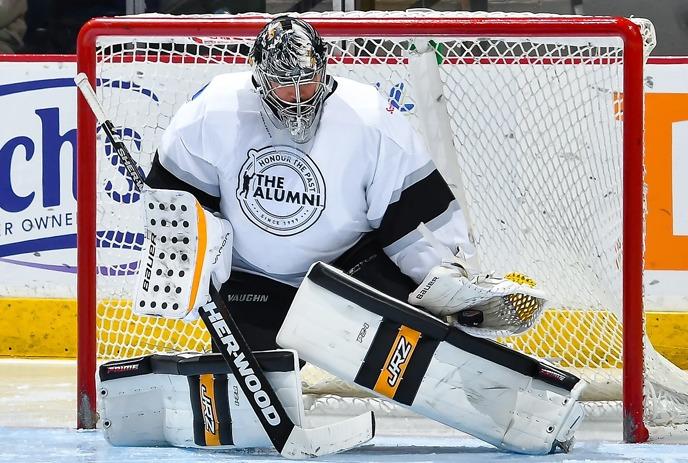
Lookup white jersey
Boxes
[155,72,473,286]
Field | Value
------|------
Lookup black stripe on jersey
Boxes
[354,319,400,390]
[393,336,440,405]
[145,152,221,213]
[213,374,234,445]
[377,169,455,248]
[188,375,206,446]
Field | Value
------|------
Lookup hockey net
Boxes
[76,11,687,439]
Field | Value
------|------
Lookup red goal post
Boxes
[76,12,656,442]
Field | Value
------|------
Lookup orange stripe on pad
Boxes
[373,325,421,399]
[187,201,208,315]
[199,374,220,446]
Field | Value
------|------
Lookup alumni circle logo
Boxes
[236,145,326,236]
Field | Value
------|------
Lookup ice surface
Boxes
[2,359,688,462]
[2,428,688,463]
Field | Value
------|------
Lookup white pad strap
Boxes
[278,262,585,455]
[133,189,233,320]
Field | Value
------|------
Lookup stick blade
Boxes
[280,411,375,459]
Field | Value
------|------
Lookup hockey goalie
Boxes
[96,14,585,457]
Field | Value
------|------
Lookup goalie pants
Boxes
[218,232,416,351]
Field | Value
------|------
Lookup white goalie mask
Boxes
[250,16,331,144]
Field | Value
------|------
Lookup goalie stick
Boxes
[74,73,375,459]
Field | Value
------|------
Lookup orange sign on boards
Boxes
[645,93,688,270]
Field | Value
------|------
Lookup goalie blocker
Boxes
[277,262,586,455]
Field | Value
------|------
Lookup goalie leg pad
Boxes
[97,351,304,449]
[277,262,586,455]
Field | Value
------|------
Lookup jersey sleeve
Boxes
[148,91,221,210]
[366,109,474,284]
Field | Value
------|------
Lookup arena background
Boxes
[0,0,687,369]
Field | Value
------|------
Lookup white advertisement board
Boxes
[0,57,687,309]
[0,61,77,296]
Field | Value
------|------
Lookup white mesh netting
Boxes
[84,11,688,427]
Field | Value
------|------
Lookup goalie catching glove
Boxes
[409,258,546,337]
[133,188,233,320]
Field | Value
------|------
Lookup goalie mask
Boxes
[250,16,330,143]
